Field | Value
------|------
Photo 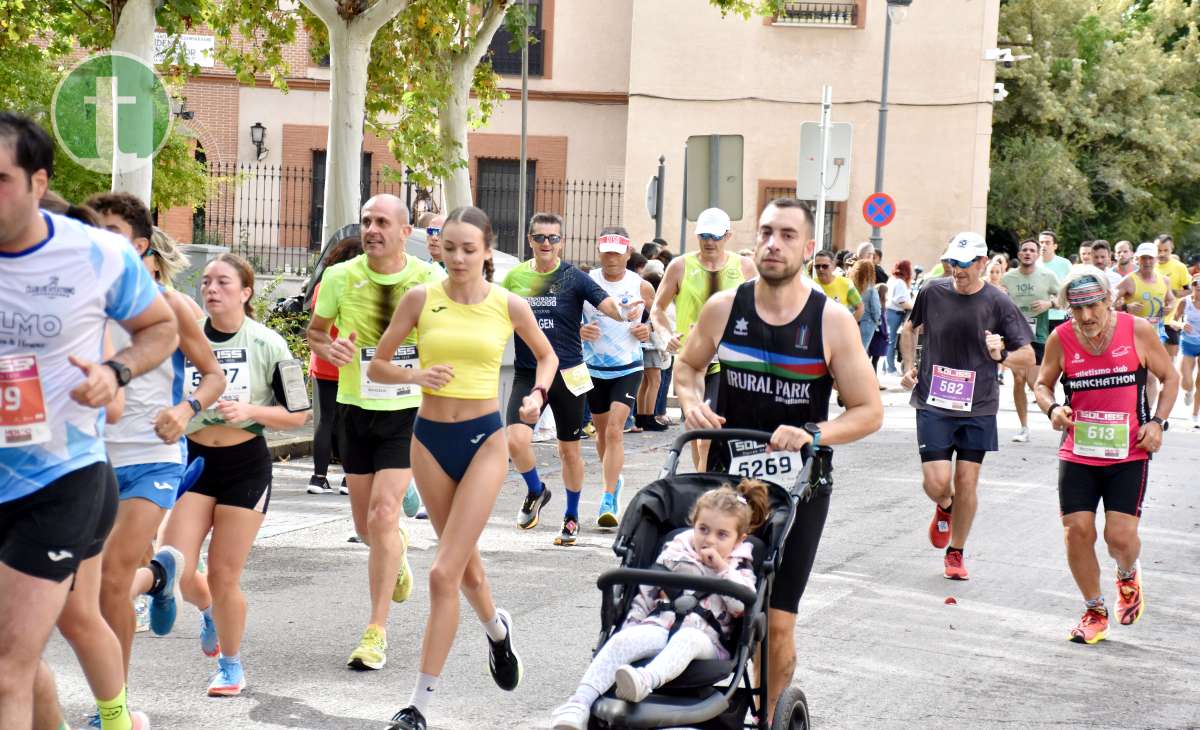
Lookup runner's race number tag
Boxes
[1024,315,1038,338]
[560,362,594,396]
[927,365,976,412]
[187,348,251,404]
[361,345,418,399]
[727,439,804,489]
[1072,410,1130,460]
[0,354,51,447]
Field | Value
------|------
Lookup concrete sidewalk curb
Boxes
[268,435,313,461]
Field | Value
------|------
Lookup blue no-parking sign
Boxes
[862,193,896,227]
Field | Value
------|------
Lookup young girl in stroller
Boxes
[551,479,770,729]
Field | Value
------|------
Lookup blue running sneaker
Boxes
[149,546,184,636]
[200,609,220,658]
[614,474,624,502]
[86,712,100,728]
[402,480,421,518]
[207,656,245,697]
[598,492,619,528]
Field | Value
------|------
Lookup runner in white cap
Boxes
[652,207,756,470]
[901,232,1034,580]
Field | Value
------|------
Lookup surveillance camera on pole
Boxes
[993,83,1008,102]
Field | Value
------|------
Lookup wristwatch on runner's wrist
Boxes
[803,422,821,448]
[102,359,132,387]
[1151,416,1169,431]
[186,396,202,415]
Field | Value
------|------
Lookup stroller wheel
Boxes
[769,685,810,730]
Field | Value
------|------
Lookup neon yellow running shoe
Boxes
[347,625,387,670]
[392,524,413,603]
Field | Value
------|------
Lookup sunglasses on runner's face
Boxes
[944,259,976,270]
[426,227,441,237]
[141,247,158,259]
[813,263,831,270]
[698,232,725,241]
[530,233,562,244]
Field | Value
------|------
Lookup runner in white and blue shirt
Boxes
[88,191,228,688]
[0,107,177,730]
[580,227,654,526]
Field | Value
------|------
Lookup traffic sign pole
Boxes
[814,85,832,251]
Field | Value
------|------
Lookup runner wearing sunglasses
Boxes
[652,207,756,469]
[500,213,629,546]
[900,232,1033,580]
[424,215,446,270]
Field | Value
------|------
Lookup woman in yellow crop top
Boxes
[368,206,557,730]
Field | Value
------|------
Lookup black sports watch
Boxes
[1151,416,1169,431]
[102,359,132,388]
[803,422,822,448]
[186,396,202,415]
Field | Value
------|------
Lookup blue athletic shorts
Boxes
[1182,339,1200,358]
[115,462,184,510]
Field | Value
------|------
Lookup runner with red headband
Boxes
[1035,267,1178,645]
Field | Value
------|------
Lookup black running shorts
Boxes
[506,368,586,442]
[771,488,831,613]
[0,461,116,581]
[186,435,273,513]
[586,371,643,415]
[336,403,416,474]
[1058,458,1149,518]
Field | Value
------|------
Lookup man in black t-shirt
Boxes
[901,232,1034,581]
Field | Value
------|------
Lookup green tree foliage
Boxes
[990,0,1200,246]
[0,0,213,210]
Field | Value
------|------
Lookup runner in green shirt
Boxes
[308,194,439,671]
[1001,239,1060,442]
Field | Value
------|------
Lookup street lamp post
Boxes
[869,0,912,255]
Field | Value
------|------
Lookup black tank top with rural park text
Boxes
[716,282,834,434]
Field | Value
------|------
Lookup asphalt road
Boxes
[44,379,1200,729]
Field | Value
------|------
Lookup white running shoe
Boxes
[1185,389,1194,407]
[1012,427,1029,443]
[134,595,150,633]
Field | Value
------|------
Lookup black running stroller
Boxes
[586,429,831,730]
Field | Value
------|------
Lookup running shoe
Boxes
[928,503,952,549]
[86,712,100,728]
[550,701,589,730]
[1068,608,1109,644]
[943,550,969,580]
[517,485,552,530]
[1193,413,1200,428]
[347,625,387,670]
[199,610,220,658]
[387,706,427,730]
[598,492,619,528]
[207,656,246,696]
[415,504,428,520]
[554,517,579,546]
[1116,565,1144,626]
[134,595,150,633]
[1011,427,1029,443]
[393,525,413,603]
[1185,389,1194,407]
[614,664,653,702]
[487,608,523,691]
[339,477,350,496]
[581,423,596,438]
[148,546,184,636]
[131,710,151,729]
[307,475,334,495]
[402,481,421,517]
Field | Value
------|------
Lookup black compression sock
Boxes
[148,559,167,595]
